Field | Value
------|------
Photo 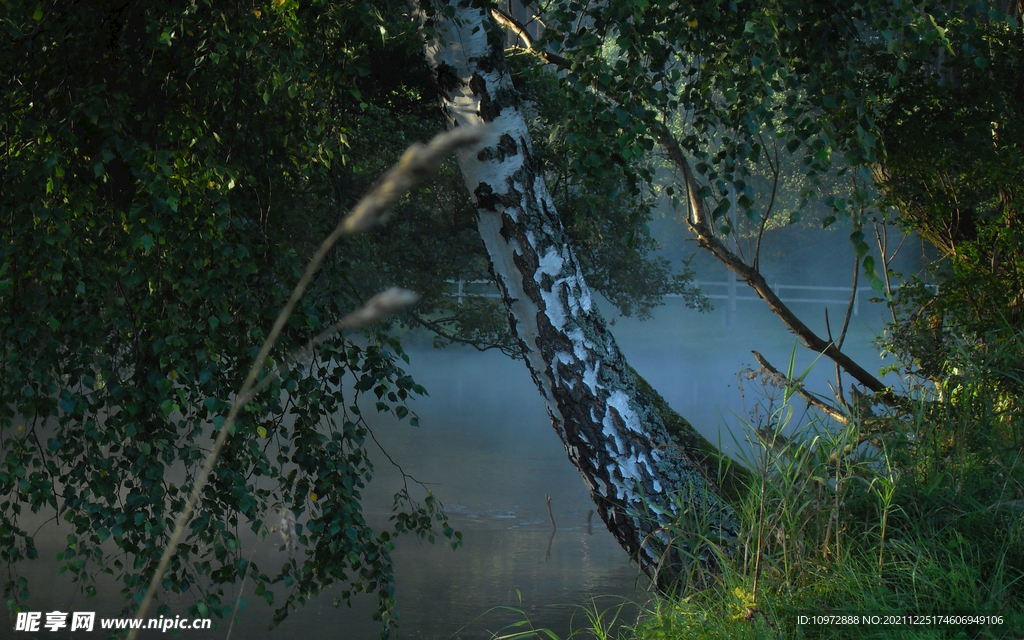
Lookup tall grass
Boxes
[487,332,1024,640]
[626,339,1024,640]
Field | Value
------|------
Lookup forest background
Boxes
[2,0,1023,638]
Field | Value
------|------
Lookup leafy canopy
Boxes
[0,0,458,628]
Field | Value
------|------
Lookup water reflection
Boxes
[11,297,892,639]
[349,341,649,638]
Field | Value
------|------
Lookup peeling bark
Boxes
[419,2,739,578]
[488,5,901,411]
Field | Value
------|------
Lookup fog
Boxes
[8,217,912,639]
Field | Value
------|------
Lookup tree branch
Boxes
[490,7,572,68]
[751,350,849,425]
[488,5,903,410]
[408,312,518,356]
[656,125,900,407]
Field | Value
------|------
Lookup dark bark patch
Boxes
[467,73,498,121]
[469,72,520,121]
[608,406,626,434]
[433,62,462,99]
[491,85,521,114]
[520,137,542,172]
[474,133,519,163]
[568,379,586,404]
[499,210,517,243]
[496,133,518,160]
[473,182,499,211]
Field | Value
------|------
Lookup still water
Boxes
[8,295,893,639]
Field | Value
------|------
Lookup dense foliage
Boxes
[524,0,1022,354]
[0,0,462,628]
[4,0,1023,634]
[0,0,694,631]
[498,0,1024,634]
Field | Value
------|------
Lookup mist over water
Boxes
[8,267,900,640]
[613,291,897,461]
[286,288,895,638]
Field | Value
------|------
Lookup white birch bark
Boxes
[420,1,739,578]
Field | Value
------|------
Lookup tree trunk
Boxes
[419,2,740,579]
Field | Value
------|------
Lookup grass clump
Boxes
[629,332,1024,640]
[489,329,1024,640]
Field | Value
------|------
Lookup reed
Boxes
[626,337,1024,640]
[490,333,1024,639]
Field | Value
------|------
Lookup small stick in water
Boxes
[545,494,556,530]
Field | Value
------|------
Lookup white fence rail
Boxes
[446,277,933,316]
[449,279,501,305]
[682,277,874,315]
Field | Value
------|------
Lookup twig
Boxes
[409,312,516,356]
[657,124,899,406]
[490,7,571,68]
[837,253,859,352]
[831,252,861,407]
[365,418,439,502]
[751,350,849,425]
[128,127,489,637]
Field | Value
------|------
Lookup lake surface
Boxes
[7,292,895,639]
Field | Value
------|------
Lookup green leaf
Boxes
[159,399,175,416]
[863,255,876,277]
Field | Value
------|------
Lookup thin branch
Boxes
[752,350,849,425]
[128,127,489,636]
[753,170,779,272]
[492,7,533,50]
[837,252,859,352]
[657,125,900,406]
[824,309,847,408]
[752,136,782,272]
[490,7,571,68]
[409,313,516,356]
[365,420,437,502]
[874,219,906,326]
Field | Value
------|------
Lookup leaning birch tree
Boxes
[419,2,741,577]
